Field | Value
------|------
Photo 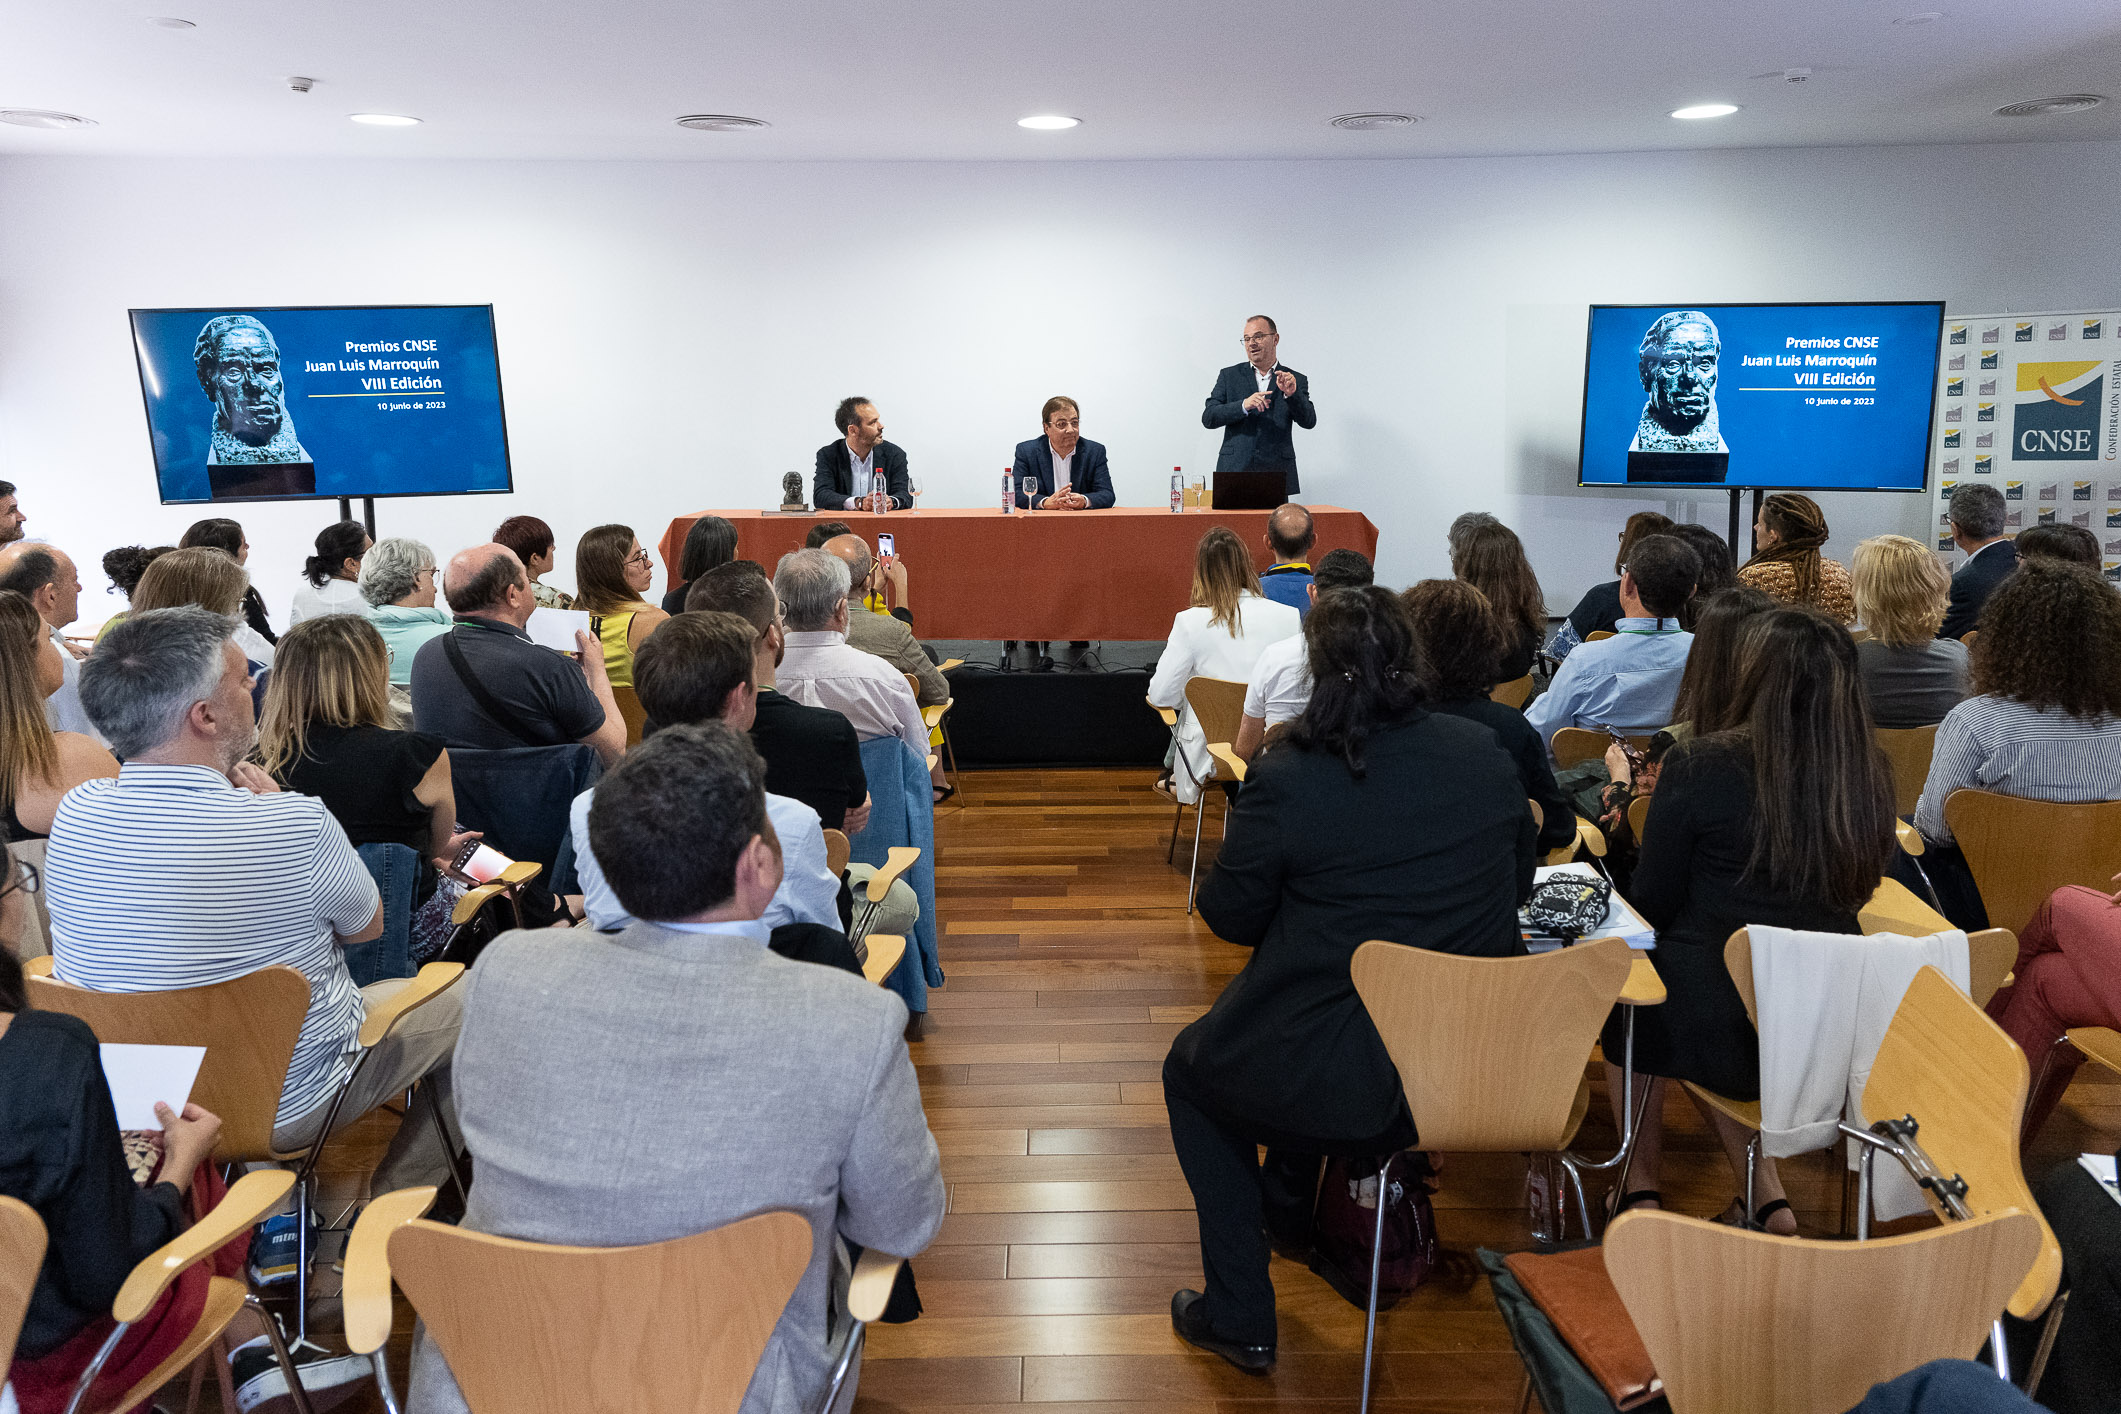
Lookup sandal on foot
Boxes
[1721,1196,1796,1234]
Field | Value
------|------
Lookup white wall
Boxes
[4,140,2120,629]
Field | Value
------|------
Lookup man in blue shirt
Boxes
[1258,504,1316,618]
[1526,534,1701,756]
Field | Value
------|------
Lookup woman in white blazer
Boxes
[1149,527,1302,803]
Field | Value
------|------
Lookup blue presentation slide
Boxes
[131,304,512,504]
[1578,302,1943,491]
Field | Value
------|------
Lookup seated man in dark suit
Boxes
[687,562,870,835]
[1012,396,1115,509]
[1201,315,1316,496]
[814,396,912,512]
[1939,482,2016,640]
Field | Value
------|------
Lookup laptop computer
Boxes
[1212,469,1291,510]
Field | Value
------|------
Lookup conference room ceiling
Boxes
[1,0,2117,161]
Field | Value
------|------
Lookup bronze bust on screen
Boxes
[194,314,316,498]
[1629,310,1729,455]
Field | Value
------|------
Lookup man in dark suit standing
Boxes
[1012,396,1116,509]
[1939,482,2016,639]
[813,396,913,512]
[1201,316,1316,495]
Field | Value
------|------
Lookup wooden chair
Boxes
[821,827,851,878]
[610,684,647,746]
[1550,727,1652,772]
[1526,798,1605,868]
[442,859,546,958]
[345,1186,903,1414]
[1350,934,1634,1414]
[902,672,959,791]
[1166,677,1249,914]
[851,845,921,960]
[862,933,907,988]
[28,962,464,1342]
[1,1194,43,1378]
[1626,793,1649,844]
[1605,1207,2041,1414]
[1874,725,1938,818]
[1943,789,2121,934]
[1490,674,1534,710]
[1585,629,1616,642]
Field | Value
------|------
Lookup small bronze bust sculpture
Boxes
[781,471,806,512]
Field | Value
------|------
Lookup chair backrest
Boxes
[1605,1207,2040,1414]
[1551,727,1653,771]
[449,744,604,882]
[1183,677,1249,754]
[1943,788,2121,934]
[1489,674,1533,710]
[389,1209,812,1414]
[0,1195,45,1375]
[610,685,647,746]
[1626,794,1649,842]
[1863,965,2058,1319]
[821,827,850,878]
[1351,935,1633,1151]
[1873,725,1938,818]
[1585,630,1616,642]
[26,966,309,1162]
[1722,925,2018,1023]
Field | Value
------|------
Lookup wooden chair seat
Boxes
[2066,1025,2121,1078]
[1551,727,1653,772]
[821,827,851,878]
[1944,788,2121,934]
[1490,674,1533,710]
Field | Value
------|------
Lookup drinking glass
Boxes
[908,476,924,511]
[1191,477,1209,510]
[1022,475,1040,512]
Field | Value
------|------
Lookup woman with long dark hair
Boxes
[662,515,739,614]
[1161,585,1535,1370]
[572,523,670,688]
[1450,520,1547,683]
[288,520,371,626]
[1668,522,1736,629]
[179,516,278,648]
[1737,492,1854,622]
[1548,510,1673,661]
[1608,607,1896,1232]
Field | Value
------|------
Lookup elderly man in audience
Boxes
[774,548,948,799]
[1257,504,1317,617]
[408,720,944,1414]
[1232,548,1374,761]
[820,533,948,705]
[1525,533,1700,754]
[690,562,871,835]
[568,611,839,935]
[44,607,463,1199]
[408,542,625,766]
[0,540,101,744]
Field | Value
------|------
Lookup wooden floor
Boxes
[210,766,2120,1412]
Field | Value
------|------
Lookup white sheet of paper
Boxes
[2080,1152,2121,1210]
[99,1043,207,1131]
[525,607,596,654]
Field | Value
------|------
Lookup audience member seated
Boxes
[179,516,278,648]
[2014,521,2100,570]
[802,518,910,625]
[1916,561,2121,928]
[93,543,174,644]
[805,520,855,550]
[1233,550,1371,761]
[569,611,839,934]
[0,479,22,544]
[661,513,737,615]
[260,615,477,985]
[131,547,275,714]
[0,891,369,1412]
[1161,586,1535,1372]
[1851,534,1969,729]
[822,533,948,705]
[1525,533,1699,751]
[2012,1157,2121,1413]
[1938,483,2015,639]
[688,562,871,834]
[1403,579,1575,856]
[491,514,574,610]
[406,721,944,1414]
[288,520,371,625]
[1451,519,1547,682]
[46,608,462,1202]
[1737,493,1855,623]
[1668,521,1737,629]
[409,543,625,767]
[359,537,451,686]
[0,541,99,743]
[1149,527,1302,801]
[1547,510,1673,662]
[1257,504,1316,617]
[571,523,669,688]
[1607,608,1896,1234]
[774,548,947,799]
[1983,883,2121,1141]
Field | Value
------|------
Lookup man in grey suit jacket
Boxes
[1201,315,1316,495]
[408,721,944,1414]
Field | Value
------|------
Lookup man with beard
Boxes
[1627,311,1730,479]
[193,314,317,498]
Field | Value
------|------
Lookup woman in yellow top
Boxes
[572,523,669,687]
[1736,491,1856,624]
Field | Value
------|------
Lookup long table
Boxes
[658,506,1380,641]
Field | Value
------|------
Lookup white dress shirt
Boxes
[778,629,931,759]
[1254,364,1273,394]
[1047,443,1074,507]
[570,788,839,934]
[1148,593,1302,802]
[1243,632,1314,729]
[44,625,104,745]
[844,444,878,510]
[289,576,368,626]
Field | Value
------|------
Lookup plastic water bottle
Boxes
[1169,468,1183,513]
[870,470,888,515]
[1003,468,1015,514]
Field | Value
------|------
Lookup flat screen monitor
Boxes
[1577,301,1944,491]
[130,303,513,504]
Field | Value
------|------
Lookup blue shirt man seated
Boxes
[1258,504,1316,618]
[1525,534,1701,756]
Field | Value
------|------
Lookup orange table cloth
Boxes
[659,506,1380,641]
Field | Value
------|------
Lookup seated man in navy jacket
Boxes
[814,396,912,512]
[1202,315,1316,495]
[1012,396,1115,509]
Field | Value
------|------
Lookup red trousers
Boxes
[1986,885,2121,1137]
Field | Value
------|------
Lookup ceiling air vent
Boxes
[1330,112,1418,130]
[0,109,97,130]
[676,114,769,132]
[1995,95,2105,118]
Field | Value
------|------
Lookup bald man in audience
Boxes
[821,534,947,706]
[1258,505,1316,618]
[0,540,100,743]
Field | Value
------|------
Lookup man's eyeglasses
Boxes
[0,856,41,901]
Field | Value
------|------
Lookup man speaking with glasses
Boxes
[1202,315,1316,496]
[194,314,316,499]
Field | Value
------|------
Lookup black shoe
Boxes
[1169,1289,1274,1373]
[230,1336,369,1413]
[1033,654,1056,673]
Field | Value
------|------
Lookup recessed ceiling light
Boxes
[145,16,196,27]
[0,109,98,130]
[1995,94,2106,118]
[349,113,421,127]
[1671,103,1740,120]
[1330,112,1419,130]
[1017,115,1079,130]
[1892,11,1944,24]
[675,114,769,131]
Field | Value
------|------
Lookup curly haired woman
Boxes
[1737,492,1855,623]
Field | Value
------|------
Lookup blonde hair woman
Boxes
[1851,534,1968,728]
[1147,526,1301,802]
[1737,492,1855,622]
[131,545,277,664]
[572,524,669,687]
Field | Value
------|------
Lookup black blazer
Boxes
[1201,361,1316,492]
[1939,539,2018,640]
[1163,710,1536,1143]
[813,439,912,512]
[750,687,868,831]
[1010,436,1116,509]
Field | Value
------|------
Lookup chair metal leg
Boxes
[1856,1142,1875,1241]
[1166,800,1186,864]
[63,1321,130,1414]
[1742,1134,1758,1228]
[246,1292,319,1414]
[1559,1154,1595,1242]
[2025,1289,2069,1396]
[294,1173,312,1343]
[1990,1318,2012,1382]
[371,1350,404,1414]
[1358,1152,1402,1414]
[1186,789,1207,915]
[430,1092,468,1204]
[818,1320,868,1414]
